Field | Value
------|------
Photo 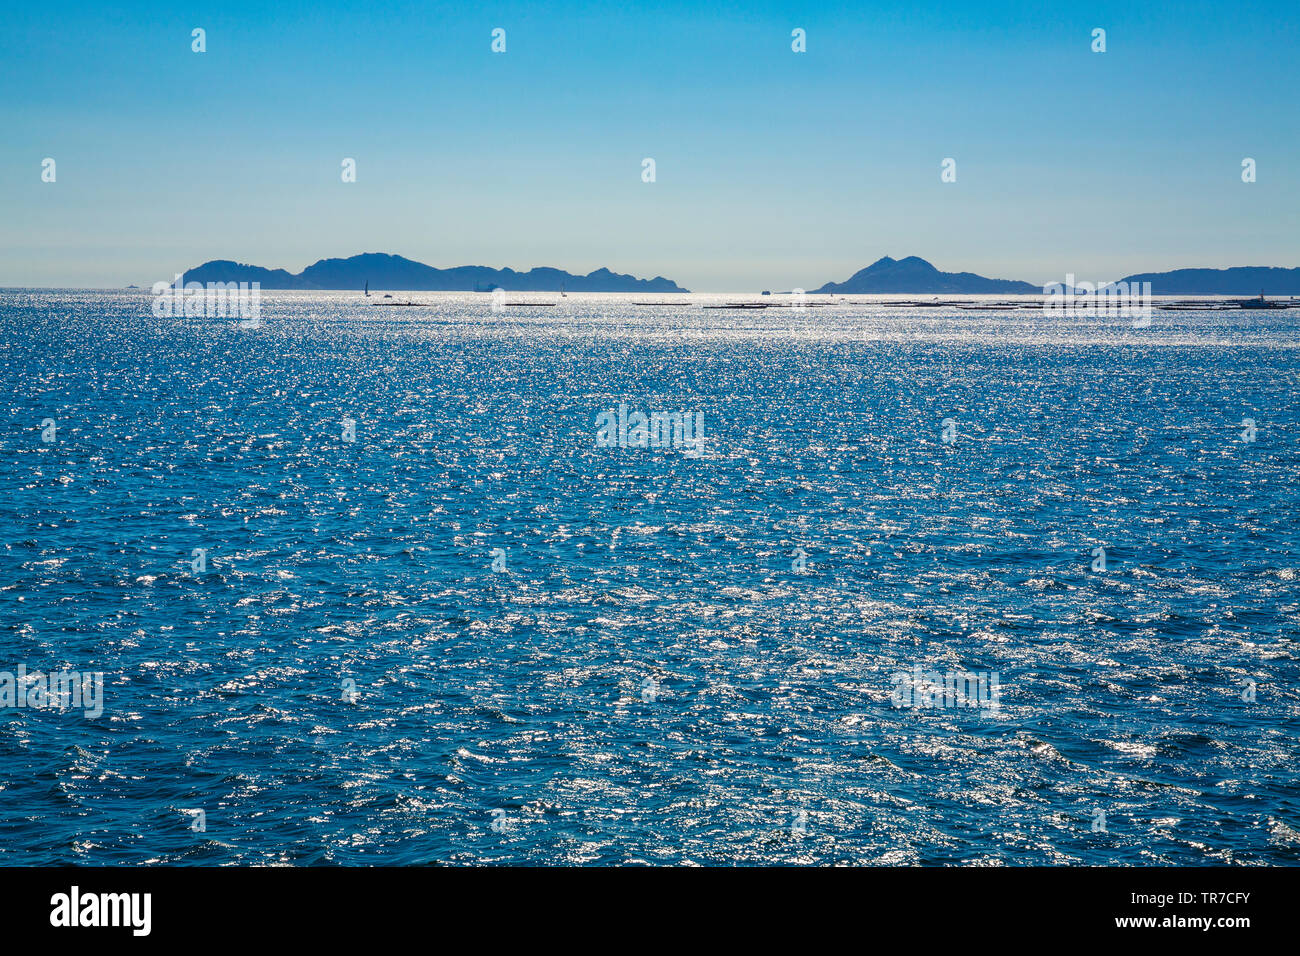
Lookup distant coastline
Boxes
[170,253,1300,296]
[181,253,689,294]
[810,257,1300,296]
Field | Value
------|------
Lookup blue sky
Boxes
[2,0,1297,290]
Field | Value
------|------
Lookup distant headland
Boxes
[181,253,689,293]
[175,253,1300,296]
[812,257,1039,294]
[813,257,1300,295]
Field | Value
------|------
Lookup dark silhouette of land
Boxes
[812,257,1300,295]
[182,253,688,293]
[1109,266,1300,295]
[179,252,1300,295]
[813,256,1040,294]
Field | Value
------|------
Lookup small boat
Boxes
[1235,291,1288,310]
[364,281,369,297]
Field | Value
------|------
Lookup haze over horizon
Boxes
[3,0,1298,290]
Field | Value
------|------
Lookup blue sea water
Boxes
[1,289,1298,865]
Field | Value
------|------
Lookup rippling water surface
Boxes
[2,290,1298,865]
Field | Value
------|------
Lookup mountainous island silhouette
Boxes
[180,253,1300,295]
[812,257,1300,295]
[182,253,688,293]
[812,256,1039,294]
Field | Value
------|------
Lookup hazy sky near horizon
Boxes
[2,0,1298,291]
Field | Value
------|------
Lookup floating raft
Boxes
[371,299,557,307]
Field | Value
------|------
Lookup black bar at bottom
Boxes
[0,865,1288,942]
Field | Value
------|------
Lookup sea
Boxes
[1,289,1297,865]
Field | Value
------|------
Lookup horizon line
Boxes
[10,253,1300,293]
